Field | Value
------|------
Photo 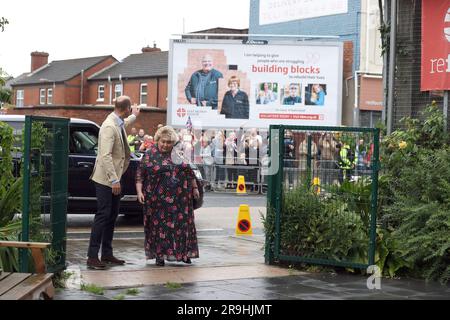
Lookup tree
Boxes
[0,19,11,104]
[0,17,8,32]
[0,68,8,86]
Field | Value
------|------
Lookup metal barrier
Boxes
[199,163,261,194]
[200,158,372,195]
[21,116,69,273]
[265,125,380,270]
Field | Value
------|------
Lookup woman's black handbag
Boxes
[193,177,204,210]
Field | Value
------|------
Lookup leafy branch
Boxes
[0,17,8,32]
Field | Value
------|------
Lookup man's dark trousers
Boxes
[87,182,121,258]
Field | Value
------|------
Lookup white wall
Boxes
[360,0,384,74]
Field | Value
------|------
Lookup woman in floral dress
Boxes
[136,126,200,266]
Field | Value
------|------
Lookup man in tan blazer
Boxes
[87,95,140,270]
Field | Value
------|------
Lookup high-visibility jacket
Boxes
[127,134,136,153]
[338,144,353,169]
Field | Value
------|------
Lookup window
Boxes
[114,84,122,99]
[97,85,105,101]
[47,88,53,104]
[16,90,24,107]
[40,89,46,105]
[140,83,148,105]
[69,126,99,155]
[360,111,382,128]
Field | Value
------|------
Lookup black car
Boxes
[0,115,204,217]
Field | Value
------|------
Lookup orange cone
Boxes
[236,175,247,195]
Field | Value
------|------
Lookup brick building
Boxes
[7,48,168,134]
[11,52,117,107]
[87,46,168,109]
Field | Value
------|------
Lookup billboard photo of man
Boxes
[185,54,223,109]
[282,83,302,105]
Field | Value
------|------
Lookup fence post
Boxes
[306,133,312,188]
[49,120,69,272]
[19,116,32,272]
[368,128,380,266]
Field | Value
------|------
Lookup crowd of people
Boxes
[283,130,374,189]
[126,126,375,192]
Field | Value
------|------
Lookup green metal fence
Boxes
[20,116,69,273]
[265,125,380,269]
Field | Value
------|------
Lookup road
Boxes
[66,192,267,237]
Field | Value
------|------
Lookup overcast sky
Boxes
[0,0,250,77]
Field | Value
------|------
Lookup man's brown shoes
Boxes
[87,258,106,270]
[101,256,126,265]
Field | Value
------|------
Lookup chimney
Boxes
[141,42,161,53]
[31,51,49,72]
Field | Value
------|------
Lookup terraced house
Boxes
[8,47,168,131]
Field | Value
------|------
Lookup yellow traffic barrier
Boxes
[313,177,321,194]
[236,204,253,236]
[236,175,247,195]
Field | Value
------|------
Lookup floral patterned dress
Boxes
[136,143,199,262]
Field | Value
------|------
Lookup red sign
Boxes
[238,219,251,232]
[259,113,323,120]
[421,0,450,91]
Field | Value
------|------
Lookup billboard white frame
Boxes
[168,38,343,129]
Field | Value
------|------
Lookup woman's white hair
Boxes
[154,125,179,143]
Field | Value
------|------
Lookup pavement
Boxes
[54,194,450,300]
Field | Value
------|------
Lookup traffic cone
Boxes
[235,204,253,236]
[236,175,247,195]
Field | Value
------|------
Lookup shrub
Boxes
[379,103,450,284]
[278,185,368,264]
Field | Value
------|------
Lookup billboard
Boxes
[421,0,450,91]
[259,0,348,26]
[168,39,343,129]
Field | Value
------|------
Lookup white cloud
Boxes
[0,0,249,77]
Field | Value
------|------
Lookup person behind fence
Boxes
[130,128,145,153]
[225,131,238,187]
[139,135,154,152]
[336,141,354,184]
[318,133,338,186]
[127,127,137,153]
[220,76,249,119]
[200,136,214,189]
[135,126,200,267]
[211,130,225,188]
[185,54,223,109]
[87,95,140,270]
[244,128,262,191]
[283,130,296,189]
[355,138,368,176]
